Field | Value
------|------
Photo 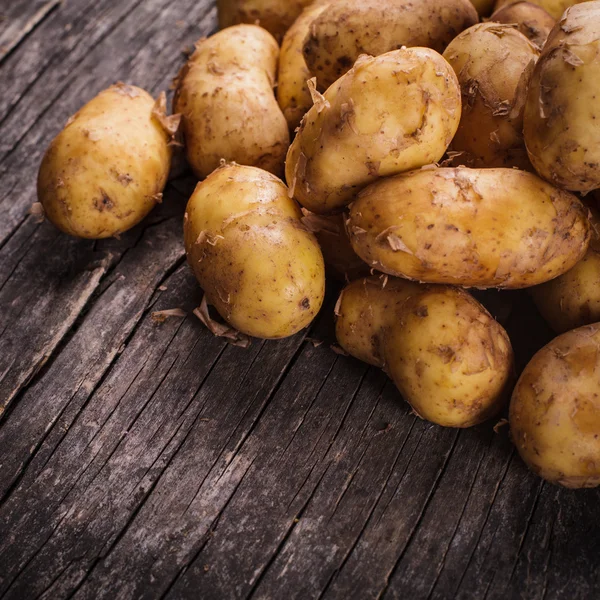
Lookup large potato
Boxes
[523,2,600,192]
[174,25,289,179]
[184,164,325,339]
[443,23,539,169]
[347,167,590,288]
[336,276,514,427]
[470,0,496,15]
[286,48,461,214]
[302,0,478,91]
[490,2,555,49]
[37,83,173,239]
[494,0,592,20]
[510,323,600,488]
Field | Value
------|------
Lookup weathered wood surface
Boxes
[0,2,598,599]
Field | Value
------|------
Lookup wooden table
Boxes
[0,2,598,598]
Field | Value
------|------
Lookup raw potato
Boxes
[470,0,496,15]
[37,83,174,239]
[336,276,514,428]
[174,25,289,179]
[510,323,600,488]
[443,23,539,169]
[303,0,478,91]
[523,3,600,193]
[286,48,461,214]
[217,0,314,42]
[277,1,330,132]
[490,2,555,49]
[347,167,590,288]
[184,164,325,339]
[494,0,591,20]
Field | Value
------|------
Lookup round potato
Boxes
[490,2,555,48]
[184,164,325,339]
[174,25,289,179]
[494,0,591,20]
[443,23,539,169]
[37,83,173,239]
[470,0,496,14]
[523,2,600,192]
[286,48,461,214]
[510,323,600,488]
[347,167,590,288]
[336,276,514,427]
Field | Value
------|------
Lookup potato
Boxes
[523,3,600,193]
[302,0,478,91]
[490,2,555,49]
[347,167,590,288]
[443,23,539,169]
[173,25,289,179]
[184,164,325,339]
[217,0,314,42]
[470,0,496,15]
[37,83,174,239]
[510,323,600,487]
[494,0,591,20]
[336,276,514,427]
[286,48,461,214]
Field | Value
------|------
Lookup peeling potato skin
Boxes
[490,2,555,49]
[510,323,600,488]
[494,0,591,20]
[336,276,514,428]
[285,48,461,215]
[523,3,600,193]
[443,23,539,169]
[174,25,289,179]
[347,167,590,289]
[302,0,478,91]
[184,164,325,339]
[37,84,171,239]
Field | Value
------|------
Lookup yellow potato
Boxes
[347,167,590,288]
[286,48,461,214]
[336,276,514,427]
[494,0,591,20]
[302,0,478,91]
[443,23,539,169]
[490,2,555,49]
[174,25,289,179]
[524,2,600,192]
[37,83,174,239]
[470,0,496,15]
[510,323,600,488]
[184,164,325,339]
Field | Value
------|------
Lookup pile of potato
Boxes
[37,0,600,489]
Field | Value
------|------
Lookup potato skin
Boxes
[184,164,325,339]
[336,276,514,428]
[302,0,478,91]
[174,25,289,179]
[490,2,555,49]
[470,0,496,15]
[510,323,600,487]
[523,3,600,192]
[286,48,461,214]
[494,0,591,20]
[347,167,590,288]
[443,23,539,169]
[37,84,171,239]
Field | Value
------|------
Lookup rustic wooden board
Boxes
[0,2,599,599]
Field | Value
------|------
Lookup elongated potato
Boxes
[336,276,514,428]
[524,3,600,192]
[286,48,461,214]
[174,25,289,179]
[443,23,539,169]
[490,2,555,48]
[494,0,591,20]
[184,164,325,339]
[347,167,590,288]
[37,83,174,239]
[510,323,600,488]
[303,0,478,91]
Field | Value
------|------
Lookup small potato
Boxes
[184,164,325,339]
[347,167,590,288]
[494,0,591,20]
[443,23,539,169]
[490,2,555,48]
[303,0,478,91]
[336,276,514,427]
[37,83,174,239]
[470,0,496,15]
[286,48,461,214]
[510,323,600,487]
[524,3,600,193]
[174,25,289,179]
